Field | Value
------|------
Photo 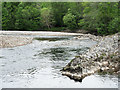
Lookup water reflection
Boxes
[34,37,68,41]
[50,47,71,61]
[36,47,90,62]
[34,36,70,42]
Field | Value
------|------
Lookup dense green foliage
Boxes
[0,2,2,29]
[2,2,119,35]
[63,9,77,30]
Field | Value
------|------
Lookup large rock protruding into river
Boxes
[61,33,119,81]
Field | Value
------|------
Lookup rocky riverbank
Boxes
[0,31,82,48]
[61,33,119,81]
[0,35,33,48]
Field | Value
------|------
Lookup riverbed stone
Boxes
[0,35,33,48]
[61,33,119,81]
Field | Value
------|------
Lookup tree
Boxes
[69,2,84,28]
[0,2,2,30]
[51,2,69,27]
[78,2,119,35]
[2,2,20,30]
[41,7,55,29]
[15,2,41,30]
[2,3,9,30]
[63,9,77,30]
[2,2,119,35]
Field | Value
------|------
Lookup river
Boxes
[0,34,118,88]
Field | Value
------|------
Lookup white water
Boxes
[0,35,118,88]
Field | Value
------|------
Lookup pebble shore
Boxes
[0,31,81,48]
[62,33,119,81]
[0,35,33,48]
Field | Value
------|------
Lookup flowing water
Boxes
[0,35,118,88]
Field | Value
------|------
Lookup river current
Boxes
[0,35,118,88]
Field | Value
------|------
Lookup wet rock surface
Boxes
[61,33,119,81]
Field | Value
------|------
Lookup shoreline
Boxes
[0,31,82,48]
[0,35,33,48]
[0,31,119,81]
[0,31,82,36]
[61,33,119,81]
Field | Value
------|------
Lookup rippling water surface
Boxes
[0,35,118,88]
